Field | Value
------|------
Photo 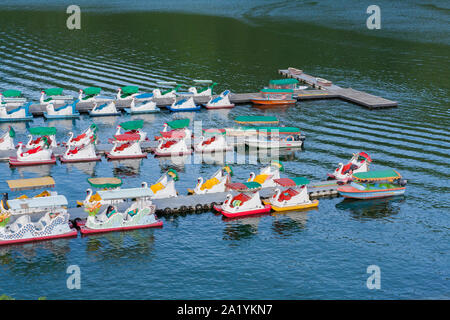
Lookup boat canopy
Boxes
[7,195,68,210]
[203,128,226,136]
[98,187,152,200]
[120,120,144,130]
[242,126,301,134]
[260,88,294,93]
[226,181,262,191]
[353,169,402,182]
[121,86,139,94]
[113,133,140,141]
[193,80,213,84]
[234,116,279,125]
[7,176,55,191]
[167,119,190,129]
[274,177,309,187]
[2,90,22,98]
[357,152,372,162]
[269,79,299,85]
[87,177,123,189]
[82,87,101,96]
[29,127,57,136]
[44,88,64,96]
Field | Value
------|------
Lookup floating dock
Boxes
[68,180,339,219]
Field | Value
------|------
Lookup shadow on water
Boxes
[111,159,143,176]
[222,215,264,241]
[335,196,406,220]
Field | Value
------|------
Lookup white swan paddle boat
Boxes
[213,182,271,218]
[9,138,56,166]
[194,128,231,153]
[89,101,120,117]
[205,90,235,109]
[187,80,217,97]
[78,87,105,103]
[124,96,160,114]
[155,119,192,141]
[0,126,16,150]
[143,169,179,199]
[167,97,201,112]
[114,120,147,142]
[247,160,284,188]
[65,124,98,148]
[188,166,233,195]
[0,90,33,122]
[327,152,372,182]
[40,88,74,105]
[116,86,140,101]
[106,133,147,160]
[264,177,319,212]
[75,187,162,235]
[26,127,58,149]
[43,99,80,119]
[152,82,181,98]
[154,119,192,157]
[60,137,100,163]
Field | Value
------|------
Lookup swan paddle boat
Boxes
[40,88,74,105]
[143,169,179,199]
[10,137,56,166]
[205,90,235,109]
[76,187,162,235]
[0,195,77,246]
[194,128,231,153]
[106,133,147,160]
[77,177,124,211]
[247,160,284,188]
[244,127,304,149]
[43,99,80,119]
[328,152,372,182]
[167,97,201,112]
[264,177,319,211]
[251,88,296,105]
[337,169,407,200]
[214,182,271,218]
[65,124,98,148]
[154,119,192,156]
[89,101,120,117]
[0,90,33,122]
[188,165,233,195]
[60,136,100,163]
[26,127,58,149]
[153,82,181,98]
[114,120,147,142]
[155,119,192,140]
[0,126,16,150]
[124,96,160,114]
[187,80,217,97]
[116,86,140,101]
[78,87,105,102]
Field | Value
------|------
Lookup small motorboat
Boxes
[188,165,233,195]
[204,90,235,109]
[194,128,231,153]
[213,182,271,218]
[143,169,179,199]
[251,89,296,105]
[244,127,304,149]
[43,99,80,119]
[116,86,140,101]
[114,120,147,142]
[328,152,372,182]
[77,177,124,210]
[9,138,56,166]
[167,97,201,112]
[265,177,319,211]
[247,160,284,188]
[337,169,407,199]
[0,126,16,151]
[26,127,58,149]
[124,96,160,114]
[76,187,162,235]
[60,138,101,163]
[65,124,99,148]
[106,133,147,160]
[268,78,308,90]
[89,101,120,117]
[0,90,33,122]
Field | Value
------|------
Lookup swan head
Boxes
[248,172,256,181]
[141,181,148,188]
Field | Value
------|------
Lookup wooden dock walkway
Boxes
[67,180,339,219]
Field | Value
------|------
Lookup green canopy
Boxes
[242,126,301,134]
[9,126,15,138]
[29,127,57,136]
[167,119,190,129]
[234,116,279,124]
[121,86,139,95]
[269,79,299,85]
[44,88,64,96]
[83,87,101,96]
[2,90,22,98]
[260,88,294,93]
[353,169,401,181]
[87,177,123,189]
[120,120,144,130]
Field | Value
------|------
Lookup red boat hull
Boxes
[105,153,147,160]
[9,155,57,166]
[216,204,272,218]
[60,156,102,163]
[153,150,192,157]
[251,99,296,105]
[79,220,163,235]
[0,229,78,246]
